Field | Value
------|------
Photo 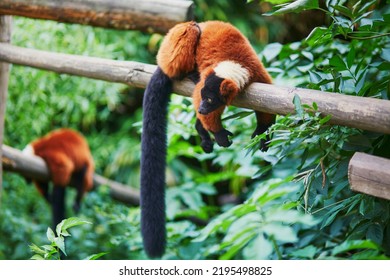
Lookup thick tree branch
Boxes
[0,43,389,134]
[349,152,390,201]
[2,144,141,205]
[0,0,194,34]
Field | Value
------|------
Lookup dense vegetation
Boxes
[1,0,389,260]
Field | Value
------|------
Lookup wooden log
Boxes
[0,0,194,34]
[93,174,139,205]
[0,16,11,200]
[2,144,141,205]
[348,152,390,200]
[2,145,211,225]
[0,43,389,135]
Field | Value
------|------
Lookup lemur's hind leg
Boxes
[71,165,88,213]
[51,186,66,229]
[252,111,276,151]
[34,181,50,203]
[195,119,214,153]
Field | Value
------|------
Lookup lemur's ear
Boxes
[220,79,239,105]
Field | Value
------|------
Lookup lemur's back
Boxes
[197,21,271,84]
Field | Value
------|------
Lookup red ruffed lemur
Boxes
[23,128,94,229]
[141,21,274,258]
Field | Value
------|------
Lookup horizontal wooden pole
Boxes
[0,43,390,135]
[0,0,194,34]
[348,152,390,200]
[2,144,140,205]
[2,145,209,225]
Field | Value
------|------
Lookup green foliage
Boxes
[29,217,99,260]
[195,177,318,259]
[252,0,390,259]
[264,0,319,15]
[1,0,389,260]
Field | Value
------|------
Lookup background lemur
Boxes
[23,128,94,229]
[141,21,274,258]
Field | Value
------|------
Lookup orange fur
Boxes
[157,21,273,134]
[193,80,225,132]
[194,21,272,132]
[30,128,94,194]
[157,21,275,148]
[157,21,201,79]
[220,79,240,105]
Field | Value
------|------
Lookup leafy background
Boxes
[1,0,389,259]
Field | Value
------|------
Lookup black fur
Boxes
[198,73,225,115]
[51,186,66,229]
[195,118,214,153]
[70,165,88,213]
[140,67,172,258]
[252,111,276,151]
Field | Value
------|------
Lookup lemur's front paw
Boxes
[214,129,233,147]
[201,140,214,153]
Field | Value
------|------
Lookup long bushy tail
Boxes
[140,67,172,258]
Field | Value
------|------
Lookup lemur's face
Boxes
[198,73,226,115]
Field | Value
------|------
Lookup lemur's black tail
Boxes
[140,67,172,258]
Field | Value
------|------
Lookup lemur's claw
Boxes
[214,129,233,147]
[201,140,214,153]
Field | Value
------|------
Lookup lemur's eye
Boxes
[207,98,213,104]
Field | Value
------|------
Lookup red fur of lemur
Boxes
[23,128,94,228]
[141,21,274,258]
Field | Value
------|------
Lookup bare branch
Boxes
[0,43,389,134]
[0,0,194,34]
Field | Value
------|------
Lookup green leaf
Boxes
[346,46,355,68]
[267,209,318,226]
[334,5,353,18]
[243,234,273,259]
[30,254,45,260]
[265,0,319,15]
[290,245,317,259]
[54,236,66,256]
[367,223,383,245]
[29,243,46,255]
[319,115,332,125]
[381,48,390,62]
[262,223,298,243]
[305,27,332,46]
[223,110,253,121]
[46,227,56,243]
[42,245,55,251]
[332,240,380,255]
[61,217,92,231]
[329,55,347,71]
[85,252,109,260]
[293,94,304,118]
[261,43,283,62]
[321,210,340,229]
[220,229,256,260]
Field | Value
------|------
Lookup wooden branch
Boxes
[93,174,139,205]
[348,152,390,201]
[2,145,211,225]
[0,0,194,34]
[0,16,11,201]
[0,43,389,135]
[2,144,141,205]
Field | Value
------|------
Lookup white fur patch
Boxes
[22,144,35,155]
[214,61,250,89]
